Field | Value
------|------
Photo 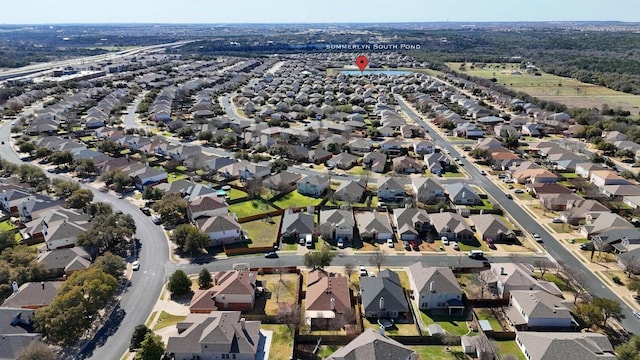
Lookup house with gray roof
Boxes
[408,264,463,313]
[445,183,482,205]
[356,211,393,243]
[393,208,430,241]
[327,329,418,360]
[423,152,450,176]
[326,152,358,170]
[470,214,513,242]
[0,308,43,360]
[362,151,387,173]
[280,210,315,243]
[196,215,243,246]
[429,212,474,241]
[319,209,355,242]
[2,281,62,309]
[505,290,573,330]
[515,331,615,360]
[297,174,330,197]
[334,178,367,203]
[411,177,445,204]
[263,171,301,190]
[36,247,91,279]
[482,263,563,299]
[359,269,409,319]
[377,177,407,203]
[166,311,263,360]
[579,212,634,238]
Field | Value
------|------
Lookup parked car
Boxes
[337,238,345,249]
[441,236,449,246]
[140,207,151,216]
[532,233,542,242]
[505,193,513,199]
[131,261,140,271]
[451,241,459,250]
[480,170,487,175]
[514,189,524,193]
[580,242,594,251]
[359,265,368,277]
[265,251,279,259]
[486,239,496,250]
[387,239,394,248]
[151,215,162,225]
[551,218,563,223]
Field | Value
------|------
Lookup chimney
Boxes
[429,281,435,293]
[240,317,246,330]
[500,267,505,276]
[41,281,45,290]
[12,281,19,293]
[330,297,335,311]
[379,297,385,310]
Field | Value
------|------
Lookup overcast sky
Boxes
[1,0,639,24]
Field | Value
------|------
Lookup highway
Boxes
[395,95,640,334]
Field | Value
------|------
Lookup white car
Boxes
[451,241,459,250]
[480,170,487,175]
[359,265,368,277]
[441,236,449,246]
[634,311,640,320]
[131,261,140,271]
[387,239,394,248]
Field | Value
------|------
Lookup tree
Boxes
[615,335,640,360]
[50,178,81,199]
[97,140,121,156]
[152,192,187,226]
[170,224,209,256]
[469,148,491,162]
[369,249,387,273]
[142,186,163,200]
[66,189,94,209]
[534,259,554,278]
[129,324,152,351]
[198,268,213,290]
[244,179,264,199]
[277,303,302,331]
[135,332,165,360]
[575,302,603,328]
[269,280,287,303]
[619,253,640,278]
[562,265,591,305]
[85,201,113,217]
[49,150,74,166]
[593,297,624,327]
[628,280,640,298]
[100,169,132,193]
[176,126,195,139]
[595,141,616,155]
[303,246,335,270]
[501,135,520,149]
[18,142,35,154]
[77,212,136,256]
[344,263,355,280]
[18,164,48,190]
[167,270,192,297]
[74,158,97,178]
[16,341,56,360]
[93,252,126,279]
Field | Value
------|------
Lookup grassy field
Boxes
[494,340,526,360]
[0,221,15,232]
[226,188,248,201]
[229,200,277,218]
[241,216,281,247]
[475,309,502,331]
[410,345,467,360]
[273,191,323,209]
[362,318,420,336]
[167,172,187,183]
[152,311,186,331]
[261,325,294,360]
[446,62,640,111]
[419,311,469,336]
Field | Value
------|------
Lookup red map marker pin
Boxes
[356,55,369,72]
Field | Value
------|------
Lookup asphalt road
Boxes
[395,95,640,334]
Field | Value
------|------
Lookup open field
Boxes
[273,191,323,209]
[410,345,467,360]
[241,216,281,247]
[229,200,277,218]
[261,325,294,360]
[446,62,640,112]
[152,311,186,331]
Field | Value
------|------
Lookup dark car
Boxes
[265,251,279,259]
[580,242,594,251]
[482,261,491,268]
[140,207,151,216]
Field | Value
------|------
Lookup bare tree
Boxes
[562,266,592,305]
[276,259,285,282]
[344,263,355,279]
[477,270,495,299]
[534,259,555,278]
[277,303,302,331]
[369,249,387,273]
[269,281,287,303]
[619,253,639,278]
[475,333,497,360]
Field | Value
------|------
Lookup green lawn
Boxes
[240,216,281,247]
[443,170,466,178]
[419,311,469,336]
[0,221,15,232]
[273,191,323,209]
[363,318,420,336]
[457,237,487,252]
[475,309,502,331]
[316,345,341,359]
[261,325,294,360]
[469,199,494,210]
[152,311,186,331]
[145,311,157,328]
[538,272,571,291]
[226,188,248,201]
[167,172,187,182]
[410,346,467,360]
[494,340,526,360]
[229,200,277,218]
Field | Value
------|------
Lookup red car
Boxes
[486,239,496,250]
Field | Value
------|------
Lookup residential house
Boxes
[521,123,542,137]
[0,308,43,360]
[513,167,558,185]
[17,196,64,227]
[579,212,634,237]
[327,152,358,170]
[561,199,609,225]
[576,162,606,179]
[308,148,333,164]
[590,170,629,188]
[359,270,409,319]
[601,184,640,198]
[445,183,482,205]
[42,215,91,251]
[362,151,387,173]
[21,208,90,246]
[187,196,228,221]
[393,208,430,241]
[263,171,301,191]
[2,281,62,309]
[408,264,464,314]
[423,152,450,176]
[319,209,355,242]
[36,247,91,278]
[305,269,351,329]
[392,156,422,174]
[481,263,563,299]
[429,212,474,241]
[334,178,367,203]
[591,228,640,252]
[413,140,435,155]
[327,329,418,360]
[455,122,484,138]
[280,210,315,243]
[470,214,513,242]
[195,215,243,245]
[189,270,257,313]
[538,192,582,211]
[166,311,262,360]
[377,177,407,203]
[411,177,445,204]
[348,138,373,155]
[297,174,330,197]
[1,188,33,214]
[218,161,270,180]
[515,332,615,360]
[356,211,393,243]
[505,290,573,330]
[126,164,168,190]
